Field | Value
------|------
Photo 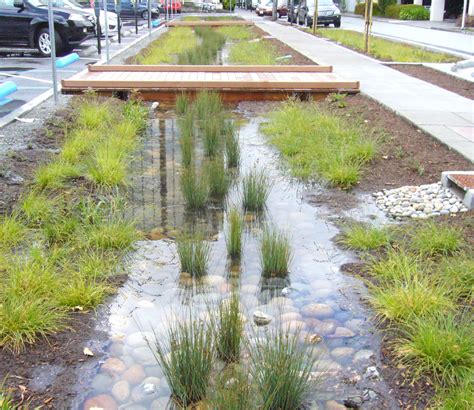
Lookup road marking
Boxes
[0,72,53,84]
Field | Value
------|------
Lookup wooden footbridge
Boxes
[61,65,359,102]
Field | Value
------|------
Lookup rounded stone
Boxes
[307,319,337,335]
[101,358,127,375]
[83,394,118,410]
[280,312,303,322]
[132,347,156,365]
[301,303,334,319]
[112,380,130,403]
[241,284,259,294]
[331,347,355,359]
[126,332,154,348]
[201,275,226,286]
[253,311,273,326]
[151,397,171,409]
[268,296,293,307]
[91,373,114,393]
[283,320,307,333]
[332,327,356,338]
[325,400,347,410]
[353,349,375,362]
[122,364,146,385]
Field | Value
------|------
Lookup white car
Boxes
[40,0,120,35]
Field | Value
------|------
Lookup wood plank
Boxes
[89,65,332,73]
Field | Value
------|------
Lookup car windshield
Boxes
[30,0,83,7]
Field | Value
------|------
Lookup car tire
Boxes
[277,11,281,18]
[324,23,329,27]
[36,27,63,57]
[334,20,341,28]
[305,16,311,27]
[141,10,148,19]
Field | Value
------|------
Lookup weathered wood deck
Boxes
[61,65,359,102]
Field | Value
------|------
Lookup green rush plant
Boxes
[341,223,390,251]
[194,91,223,120]
[176,232,211,277]
[261,225,292,277]
[226,208,243,259]
[369,249,424,281]
[180,168,209,209]
[205,157,231,199]
[242,169,271,212]
[409,222,463,256]
[224,121,240,168]
[209,364,254,409]
[0,215,27,250]
[202,116,223,158]
[176,93,190,115]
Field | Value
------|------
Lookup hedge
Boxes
[385,4,430,20]
[354,2,382,17]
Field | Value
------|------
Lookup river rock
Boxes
[353,349,375,363]
[325,400,346,410]
[131,377,161,404]
[280,312,303,322]
[241,284,259,294]
[344,395,363,408]
[83,394,118,410]
[126,332,154,348]
[112,380,130,403]
[253,310,273,326]
[331,347,355,359]
[269,296,293,307]
[201,275,226,286]
[308,319,337,335]
[101,358,126,375]
[132,347,156,365]
[91,373,114,393]
[332,327,356,338]
[151,397,171,409]
[122,364,146,384]
[364,366,381,380]
[301,303,334,319]
[283,320,307,333]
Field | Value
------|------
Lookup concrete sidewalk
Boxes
[255,20,474,163]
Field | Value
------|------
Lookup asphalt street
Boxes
[0,18,163,122]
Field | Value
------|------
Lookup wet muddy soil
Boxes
[389,64,474,100]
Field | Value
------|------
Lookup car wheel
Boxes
[141,10,149,19]
[334,20,341,28]
[277,11,281,18]
[36,28,63,57]
[324,23,329,27]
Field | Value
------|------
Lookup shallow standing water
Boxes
[74,105,398,409]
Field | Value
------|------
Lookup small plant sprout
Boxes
[226,208,243,259]
[329,93,347,108]
[224,121,240,168]
[176,231,211,277]
[213,292,244,363]
[150,315,214,406]
[249,328,318,409]
[180,168,209,209]
[261,225,292,277]
[242,169,271,212]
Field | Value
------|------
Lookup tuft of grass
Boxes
[150,316,214,406]
[205,158,231,199]
[228,40,279,65]
[214,292,244,363]
[437,255,474,302]
[178,27,226,65]
[341,224,390,251]
[249,329,317,409]
[261,225,292,277]
[409,222,463,256]
[34,161,81,189]
[217,26,256,41]
[0,215,26,250]
[87,141,129,187]
[76,99,113,129]
[369,274,455,322]
[226,208,243,259]
[437,382,474,410]
[176,93,190,115]
[202,116,222,158]
[261,99,376,188]
[176,232,211,277]
[311,28,457,63]
[0,293,66,353]
[395,314,474,387]
[135,27,199,64]
[209,365,253,409]
[85,218,138,250]
[369,249,423,281]
[180,168,209,209]
[21,192,58,227]
[0,381,16,410]
[242,169,271,212]
[194,91,223,120]
[224,121,240,168]
[60,128,101,163]
[57,275,110,309]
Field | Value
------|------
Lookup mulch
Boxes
[389,64,474,100]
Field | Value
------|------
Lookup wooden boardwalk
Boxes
[61,65,359,102]
[166,20,254,27]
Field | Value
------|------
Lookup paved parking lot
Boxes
[0,18,165,125]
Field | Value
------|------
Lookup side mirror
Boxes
[13,0,24,8]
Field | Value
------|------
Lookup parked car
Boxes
[201,0,217,12]
[0,0,95,56]
[296,0,340,27]
[101,0,159,19]
[287,0,301,22]
[38,0,120,35]
[256,0,287,17]
[244,0,259,10]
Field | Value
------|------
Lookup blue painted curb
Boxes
[56,53,80,68]
[151,19,160,27]
[0,81,17,106]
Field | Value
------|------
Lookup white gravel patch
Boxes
[373,182,468,219]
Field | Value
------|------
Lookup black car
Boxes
[102,0,159,19]
[296,0,341,27]
[0,0,95,56]
[287,0,301,23]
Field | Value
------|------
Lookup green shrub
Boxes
[386,5,429,20]
[378,0,396,14]
[354,2,382,16]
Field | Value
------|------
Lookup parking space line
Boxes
[19,86,51,90]
[0,72,53,84]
